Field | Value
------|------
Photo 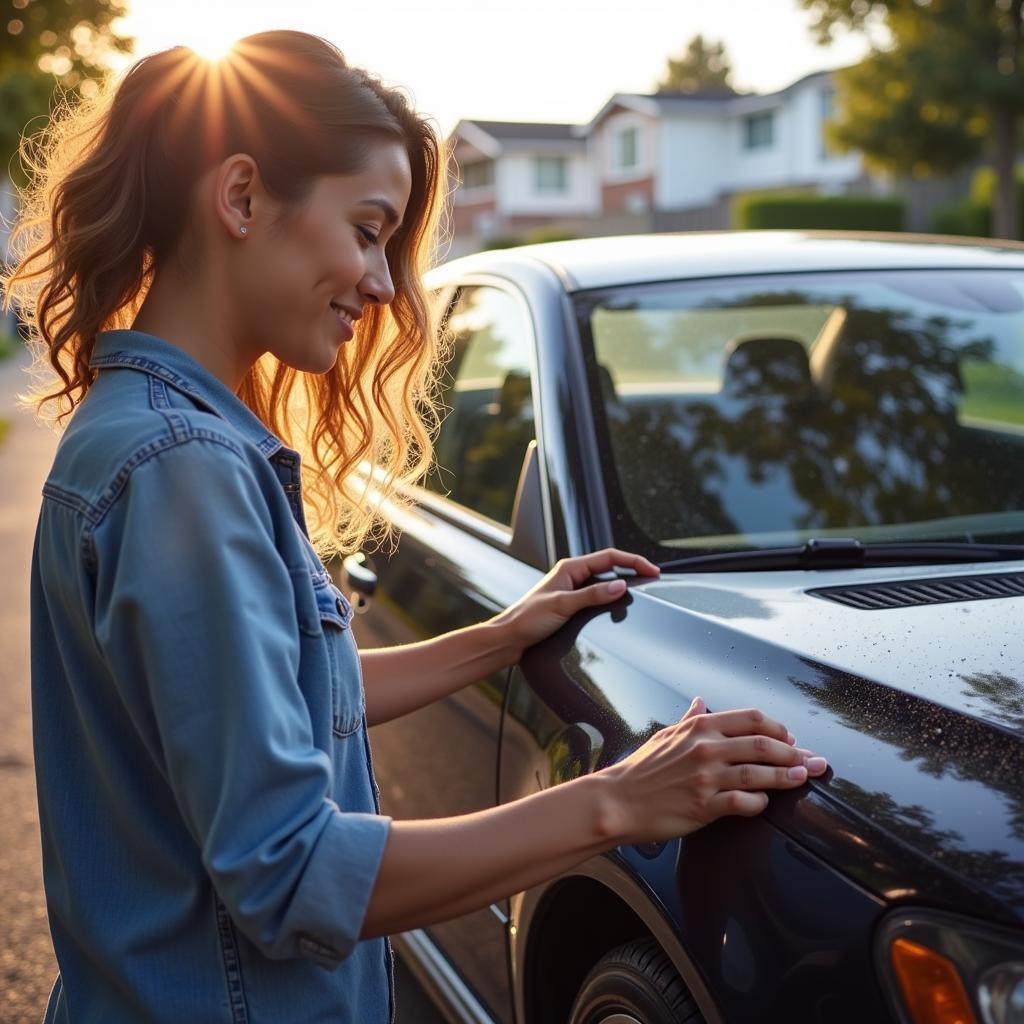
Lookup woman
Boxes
[4,31,827,1023]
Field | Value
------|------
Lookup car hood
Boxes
[623,561,1024,925]
[642,561,1024,740]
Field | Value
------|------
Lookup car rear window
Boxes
[575,269,1024,559]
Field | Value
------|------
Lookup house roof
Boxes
[650,87,741,101]
[449,119,586,159]
[582,69,838,133]
[466,120,579,142]
[447,67,845,155]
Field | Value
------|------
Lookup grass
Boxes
[0,333,21,445]
[961,359,1024,427]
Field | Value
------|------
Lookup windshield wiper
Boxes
[658,538,1024,573]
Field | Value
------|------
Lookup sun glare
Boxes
[186,29,241,62]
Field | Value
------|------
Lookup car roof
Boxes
[435,230,1024,291]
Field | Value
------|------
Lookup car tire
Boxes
[567,937,704,1024]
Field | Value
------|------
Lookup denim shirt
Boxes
[31,330,395,1023]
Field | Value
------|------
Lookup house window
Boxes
[743,112,774,150]
[462,159,495,190]
[615,126,639,170]
[534,156,568,193]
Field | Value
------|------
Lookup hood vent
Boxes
[810,571,1024,610]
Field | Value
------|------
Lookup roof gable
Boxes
[448,119,588,158]
[582,69,842,134]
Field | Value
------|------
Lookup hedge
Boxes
[929,198,991,238]
[523,226,579,244]
[928,166,1024,239]
[481,234,525,250]
[733,192,905,232]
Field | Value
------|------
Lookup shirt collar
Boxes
[90,329,285,459]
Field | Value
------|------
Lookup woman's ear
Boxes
[212,153,261,239]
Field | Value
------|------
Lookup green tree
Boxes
[657,34,733,94]
[0,0,132,179]
[800,0,1024,239]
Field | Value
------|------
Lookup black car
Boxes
[345,232,1024,1024]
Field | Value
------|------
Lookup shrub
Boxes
[930,198,990,238]
[523,227,579,244]
[956,166,1024,239]
[482,234,525,250]
[733,192,905,232]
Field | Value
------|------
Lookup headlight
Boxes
[877,910,1024,1024]
[979,962,1024,1024]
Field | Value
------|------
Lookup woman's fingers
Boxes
[674,707,827,775]
[576,579,628,606]
[724,733,802,765]
[703,707,791,742]
[696,710,828,773]
[681,695,706,720]
[717,762,809,792]
[567,547,661,585]
[706,790,770,819]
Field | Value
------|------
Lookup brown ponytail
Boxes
[3,31,451,558]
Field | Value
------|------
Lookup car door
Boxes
[349,281,549,1023]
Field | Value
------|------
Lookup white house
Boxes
[447,120,597,249]
[448,70,870,253]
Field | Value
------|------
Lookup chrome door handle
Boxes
[342,552,377,598]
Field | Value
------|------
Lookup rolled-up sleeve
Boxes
[91,437,390,967]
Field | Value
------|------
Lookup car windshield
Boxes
[575,268,1024,560]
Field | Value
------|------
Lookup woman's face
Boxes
[232,138,413,374]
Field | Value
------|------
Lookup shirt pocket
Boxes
[313,581,365,738]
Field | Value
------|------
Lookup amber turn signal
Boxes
[891,937,977,1024]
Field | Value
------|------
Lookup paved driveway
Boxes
[0,346,60,1023]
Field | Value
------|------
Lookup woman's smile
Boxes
[329,302,356,341]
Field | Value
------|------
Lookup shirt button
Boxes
[336,596,346,615]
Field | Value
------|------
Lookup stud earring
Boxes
[239,225,248,235]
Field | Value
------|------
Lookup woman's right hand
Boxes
[596,696,827,846]
[363,695,827,939]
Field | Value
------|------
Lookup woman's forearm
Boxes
[360,619,520,726]
[359,703,829,940]
[360,773,617,938]
[358,547,658,727]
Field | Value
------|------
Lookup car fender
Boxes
[509,852,724,1024]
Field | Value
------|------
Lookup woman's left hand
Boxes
[493,547,661,659]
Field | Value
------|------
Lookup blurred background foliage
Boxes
[800,0,1024,239]
[931,165,1024,238]
[1,0,132,183]
[656,33,734,94]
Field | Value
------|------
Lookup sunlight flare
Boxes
[187,30,240,63]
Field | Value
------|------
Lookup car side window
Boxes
[424,285,536,527]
